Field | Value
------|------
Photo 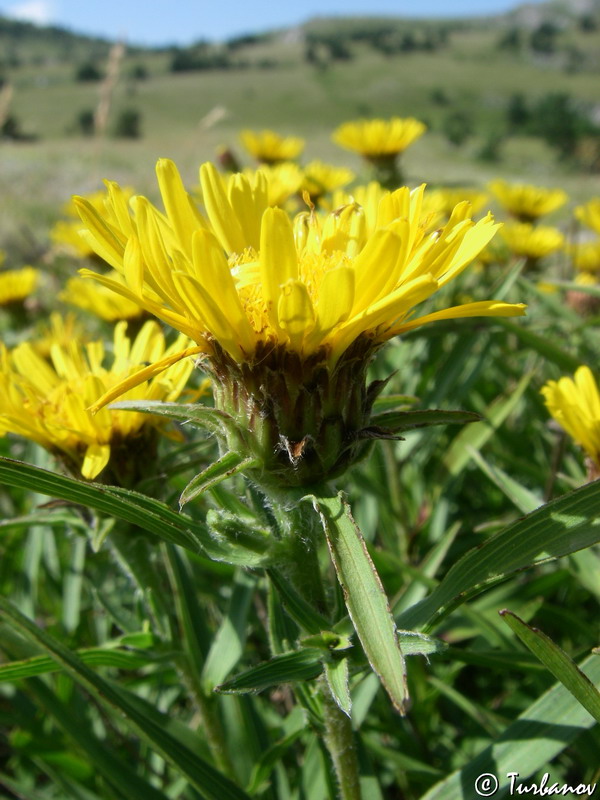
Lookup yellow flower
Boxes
[0,320,195,481]
[575,198,600,235]
[75,159,524,371]
[500,222,565,261]
[33,312,85,358]
[0,267,39,306]
[240,129,305,164]
[330,181,442,237]
[426,187,490,219]
[332,117,426,160]
[61,273,146,321]
[488,180,567,223]
[301,160,355,203]
[569,240,600,274]
[243,162,304,207]
[541,366,600,473]
[74,159,525,486]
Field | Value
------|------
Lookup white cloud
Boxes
[5,0,55,25]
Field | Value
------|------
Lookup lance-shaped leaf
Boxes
[110,399,236,436]
[312,491,408,714]
[216,648,324,694]
[368,409,480,434]
[500,610,600,724]
[0,646,159,682]
[325,656,352,717]
[180,452,258,507]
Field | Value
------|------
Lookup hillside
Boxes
[0,0,599,251]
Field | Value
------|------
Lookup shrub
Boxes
[75,61,103,82]
[112,108,141,139]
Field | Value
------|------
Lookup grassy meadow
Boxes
[1,6,600,800]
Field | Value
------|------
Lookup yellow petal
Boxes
[82,443,111,480]
[73,197,126,270]
[191,229,256,353]
[277,280,315,350]
[390,301,527,336]
[314,266,355,335]
[88,345,205,414]
[260,207,298,328]
[200,162,246,253]
[156,158,206,259]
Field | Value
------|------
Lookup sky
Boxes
[0,0,547,46]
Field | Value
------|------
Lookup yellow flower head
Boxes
[488,180,567,223]
[301,160,355,203]
[243,162,304,207]
[500,222,565,261]
[541,366,600,473]
[569,240,600,274]
[332,117,426,160]
[75,159,524,372]
[575,198,600,235]
[0,320,195,481]
[33,312,85,359]
[0,267,39,306]
[240,129,305,164]
[61,273,146,322]
[426,187,490,219]
[73,160,525,486]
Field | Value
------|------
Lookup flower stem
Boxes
[269,491,329,615]
[320,676,363,800]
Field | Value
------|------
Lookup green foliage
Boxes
[74,61,103,82]
[112,107,142,139]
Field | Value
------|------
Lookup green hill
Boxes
[0,1,599,252]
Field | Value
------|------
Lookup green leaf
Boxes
[110,399,234,435]
[398,480,600,632]
[24,677,171,800]
[495,318,582,372]
[267,568,332,635]
[180,452,258,507]
[467,447,541,514]
[420,653,600,800]
[0,647,158,682]
[0,510,88,534]
[202,570,256,691]
[369,409,480,433]
[500,609,600,723]
[325,657,352,717]
[398,631,447,657]
[443,372,532,477]
[371,393,418,412]
[312,491,408,714]
[216,648,324,694]
[0,456,210,555]
[543,279,600,298]
[0,596,252,800]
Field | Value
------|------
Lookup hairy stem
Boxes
[320,676,363,800]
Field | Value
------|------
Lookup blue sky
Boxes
[0,0,546,46]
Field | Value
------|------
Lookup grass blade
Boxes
[0,456,209,554]
[398,479,600,631]
[0,596,252,800]
[420,653,600,800]
[500,609,600,723]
